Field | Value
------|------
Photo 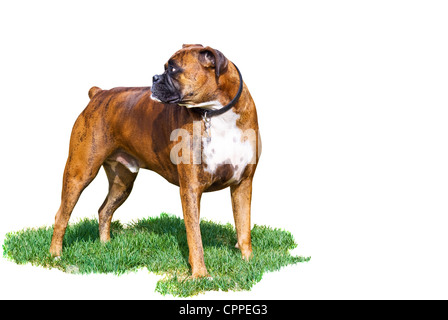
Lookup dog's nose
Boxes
[152,75,160,84]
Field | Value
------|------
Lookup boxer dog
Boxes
[49,44,261,278]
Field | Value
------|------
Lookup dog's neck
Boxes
[178,100,223,110]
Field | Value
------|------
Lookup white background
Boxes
[1,0,447,300]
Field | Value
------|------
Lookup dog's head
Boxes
[151,44,229,106]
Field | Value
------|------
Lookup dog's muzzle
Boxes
[151,73,181,104]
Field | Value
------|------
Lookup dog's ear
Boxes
[199,46,229,81]
[182,44,203,49]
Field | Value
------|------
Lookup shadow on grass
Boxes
[127,214,239,269]
[3,213,310,297]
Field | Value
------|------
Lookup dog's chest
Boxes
[202,110,253,183]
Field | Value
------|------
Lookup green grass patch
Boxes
[2,213,310,297]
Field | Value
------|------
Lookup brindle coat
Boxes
[49,45,261,278]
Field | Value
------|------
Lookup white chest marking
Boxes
[202,110,254,183]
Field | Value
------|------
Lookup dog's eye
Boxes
[167,63,180,75]
[167,65,177,74]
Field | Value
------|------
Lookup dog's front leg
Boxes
[179,184,208,278]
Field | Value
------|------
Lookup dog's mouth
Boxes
[150,86,183,104]
[151,74,183,104]
[150,93,162,103]
[150,93,181,104]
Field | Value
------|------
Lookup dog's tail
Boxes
[88,86,102,99]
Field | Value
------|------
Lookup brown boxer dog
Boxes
[49,44,261,278]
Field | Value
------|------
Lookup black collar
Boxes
[194,63,243,118]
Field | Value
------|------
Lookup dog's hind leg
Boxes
[98,159,138,242]
[49,115,110,257]
[49,152,104,257]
